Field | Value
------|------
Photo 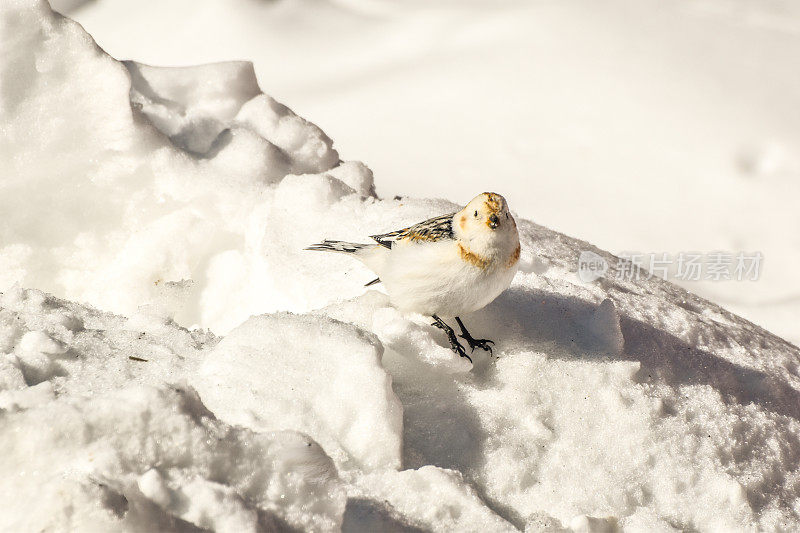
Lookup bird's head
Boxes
[454,192,519,259]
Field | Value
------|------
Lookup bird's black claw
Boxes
[460,335,494,355]
[448,333,473,363]
[453,343,473,363]
[431,316,473,363]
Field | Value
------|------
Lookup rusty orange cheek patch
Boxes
[507,243,521,268]
[458,243,490,269]
[460,215,466,230]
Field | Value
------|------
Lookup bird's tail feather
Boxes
[305,240,373,254]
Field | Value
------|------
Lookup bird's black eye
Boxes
[474,210,478,217]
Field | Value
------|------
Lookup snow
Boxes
[2,0,800,531]
[56,0,800,347]
[0,288,345,532]
[193,312,403,472]
[356,466,518,532]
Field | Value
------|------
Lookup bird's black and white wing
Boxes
[370,212,456,249]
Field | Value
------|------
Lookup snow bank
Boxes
[0,0,364,333]
[3,0,800,531]
[59,0,800,345]
[0,288,345,532]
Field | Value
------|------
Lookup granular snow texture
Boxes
[2,1,800,531]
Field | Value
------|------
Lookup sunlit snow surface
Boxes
[56,0,800,345]
[2,1,800,531]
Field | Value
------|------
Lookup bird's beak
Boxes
[488,214,499,229]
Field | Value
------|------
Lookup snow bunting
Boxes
[307,192,520,362]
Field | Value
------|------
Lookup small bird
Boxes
[306,192,520,362]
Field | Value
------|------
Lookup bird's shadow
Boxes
[390,285,800,528]
[341,498,427,533]
[383,344,522,527]
[475,286,800,422]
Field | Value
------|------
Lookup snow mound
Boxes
[193,312,403,472]
[3,0,800,531]
[0,0,369,333]
[0,384,345,532]
[60,0,800,345]
[125,60,340,174]
[0,289,345,532]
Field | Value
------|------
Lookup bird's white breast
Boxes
[375,239,518,317]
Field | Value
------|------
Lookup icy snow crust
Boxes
[2,1,800,531]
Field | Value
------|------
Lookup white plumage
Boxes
[307,192,520,361]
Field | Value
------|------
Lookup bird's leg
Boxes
[431,315,472,363]
[454,317,494,355]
